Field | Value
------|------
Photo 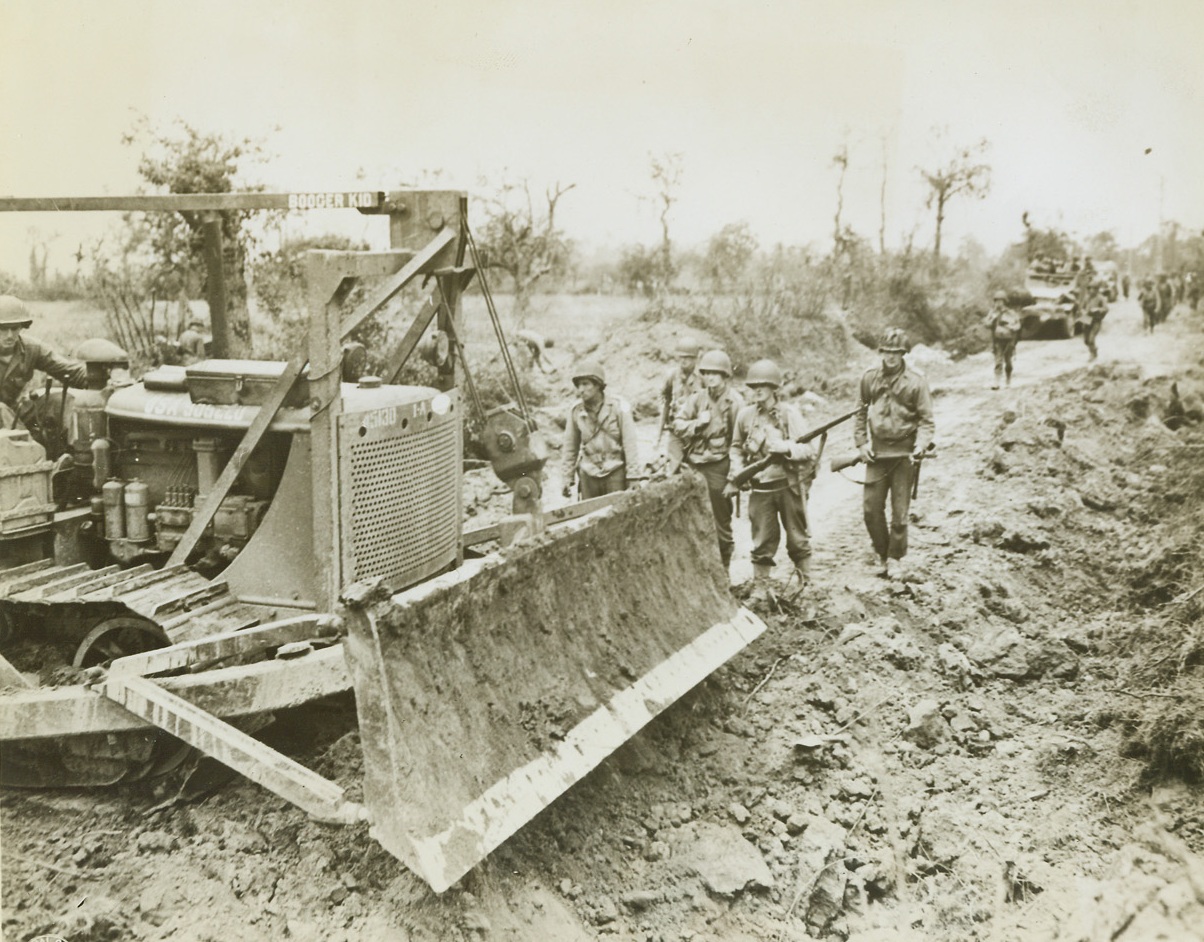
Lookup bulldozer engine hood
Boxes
[106,380,443,433]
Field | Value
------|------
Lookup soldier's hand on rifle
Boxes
[857,443,875,464]
[767,439,790,456]
[722,480,740,499]
[696,411,711,429]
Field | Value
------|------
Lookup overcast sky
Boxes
[2,0,1201,276]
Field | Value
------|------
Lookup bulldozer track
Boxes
[0,562,285,788]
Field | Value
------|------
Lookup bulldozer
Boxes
[0,189,765,893]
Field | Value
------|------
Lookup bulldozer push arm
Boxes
[729,408,858,489]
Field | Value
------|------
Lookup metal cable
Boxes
[460,207,535,430]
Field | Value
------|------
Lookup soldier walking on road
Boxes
[673,350,744,574]
[1082,285,1109,360]
[985,290,1021,389]
[0,295,88,436]
[724,359,818,599]
[658,335,702,467]
[853,328,935,580]
[561,361,639,500]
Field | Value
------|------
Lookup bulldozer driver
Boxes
[724,359,818,598]
[657,335,703,464]
[560,361,640,500]
[0,295,88,439]
[853,328,935,580]
[672,349,745,573]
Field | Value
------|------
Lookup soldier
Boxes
[853,328,935,580]
[177,318,209,365]
[1082,284,1109,360]
[560,361,639,500]
[985,290,1021,389]
[1122,273,1131,300]
[673,349,744,573]
[1138,278,1159,333]
[658,335,702,466]
[724,359,817,598]
[0,295,88,434]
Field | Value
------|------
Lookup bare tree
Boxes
[648,153,683,288]
[919,137,991,266]
[475,178,577,321]
[832,143,849,256]
[878,135,889,256]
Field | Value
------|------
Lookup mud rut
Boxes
[3,297,1203,942]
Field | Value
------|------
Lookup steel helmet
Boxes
[0,295,33,329]
[697,349,733,377]
[878,328,911,353]
[745,358,783,387]
[571,361,606,387]
[673,335,701,357]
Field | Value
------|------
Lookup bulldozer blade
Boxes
[340,475,766,893]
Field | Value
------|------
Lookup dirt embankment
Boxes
[3,303,1204,942]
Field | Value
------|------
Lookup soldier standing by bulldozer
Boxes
[852,328,935,580]
[1082,284,1109,360]
[560,361,639,500]
[985,290,1021,389]
[657,335,702,466]
[673,349,744,574]
[0,295,88,437]
[724,359,817,599]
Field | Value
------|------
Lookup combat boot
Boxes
[748,562,774,604]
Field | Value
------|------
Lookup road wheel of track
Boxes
[71,615,169,669]
[68,615,193,782]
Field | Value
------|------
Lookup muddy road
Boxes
[3,297,1203,942]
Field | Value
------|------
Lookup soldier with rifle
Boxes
[849,328,935,580]
[0,295,88,442]
[723,359,855,598]
[658,335,702,467]
[672,349,743,575]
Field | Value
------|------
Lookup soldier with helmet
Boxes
[853,328,935,580]
[561,360,640,500]
[658,335,703,465]
[1082,283,1109,361]
[724,358,818,597]
[672,349,745,573]
[985,290,1021,389]
[0,295,88,434]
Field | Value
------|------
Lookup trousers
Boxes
[579,466,627,499]
[862,457,914,560]
[690,458,733,565]
[748,484,810,568]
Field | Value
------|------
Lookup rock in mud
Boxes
[965,625,1038,679]
[902,699,950,749]
[674,821,774,896]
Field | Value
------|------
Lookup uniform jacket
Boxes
[854,363,935,460]
[1085,295,1108,321]
[0,336,88,410]
[730,400,818,492]
[987,305,1021,340]
[672,385,745,464]
[562,393,639,481]
[660,366,702,427]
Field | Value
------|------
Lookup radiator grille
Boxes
[346,419,459,587]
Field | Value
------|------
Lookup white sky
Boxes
[1,0,1201,276]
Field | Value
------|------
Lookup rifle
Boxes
[828,442,936,489]
[729,408,859,489]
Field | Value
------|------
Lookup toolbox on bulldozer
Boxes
[0,189,766,892]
